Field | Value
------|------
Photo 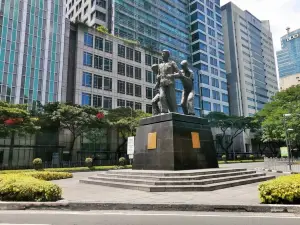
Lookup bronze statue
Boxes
[157,50,179,113]
[151,64,160,115]
[177,60,195,115]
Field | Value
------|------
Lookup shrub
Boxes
[236,155,242,162]
[249,154,255,161]
[119,157,127,166]
[259,175,300,204]
[22,171,73,181]
[0,174,62,202]
[221,155,226,161]
[85,157,93,168]
[32,158,43,170]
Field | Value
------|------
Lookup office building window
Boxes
[103,96,112,109]
[96,10,106,21]
[201,87,210,97]
[208,27,215,37]
[104,77,112,91]
[146,104,152,114]
[126,82,134,96]
[209,47,217,57]
[200,64,209,71]
[82,93,91,106]
[93,75,102,89]
[126,101,134,109]
[104,58,112,72]
[153,57,159,64]
[207,18,215,27]
[210,57,218,67]
[220,71,226,78]
[105,40,113,53]
[82,72,92,87]
[211,67,218,76]
[83,52,93,66]
[135,67,141,80]
[117,62,125,75]
[94,54,103,69]
[95,36,103,50]
[146,87,153,100]
[135,84,141,97]
[117,99,125,107]
[118,44,125,58]
[200,74,209,84]
[135,102,142,110]
[84,33,93,47]
[117,80,125,94]
[93,95,102,107]
[212,78,219,88]
[220,61,226,70]
[213,103,221,112]
[126,65,134,78]
[96,0,106,9]
[126,47,134,60]
[202,101,211,111]
[212,90,220,100]
[135,50,141,63]
[145,54,151,66]
[222,93,228,102]
[223,105,229,115]
[146,70,152,83]
[221,81,227,90]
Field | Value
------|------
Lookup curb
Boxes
[1,201,300,213]
[257,168,299,174]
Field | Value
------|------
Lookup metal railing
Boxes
[264,157,300,172]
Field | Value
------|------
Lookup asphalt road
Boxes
[0,211,299,225]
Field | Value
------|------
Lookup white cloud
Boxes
[220,0,300,51]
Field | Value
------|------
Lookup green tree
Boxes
[206,112,256,157]
[0,101,39,167]
[49,103,106,158]
[255,85,300,153]
[106,108,150,157]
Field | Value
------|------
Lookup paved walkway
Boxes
[52,163,276,205]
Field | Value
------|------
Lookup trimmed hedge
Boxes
[0,174,62,201]
[259,175,300,204]
[23,171,73,181]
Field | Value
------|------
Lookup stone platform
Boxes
[79,168,275,192]
[133,113,218,170]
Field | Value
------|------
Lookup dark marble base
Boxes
[133,113,219,170]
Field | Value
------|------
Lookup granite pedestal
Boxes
[133,113,219,170]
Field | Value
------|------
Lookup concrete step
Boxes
[90,173,264,186]
[97,170,256,181]
[79,175,275,192]
[106,168,247,177]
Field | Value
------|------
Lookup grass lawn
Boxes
[218,159,264,164]
[0,165,132,174]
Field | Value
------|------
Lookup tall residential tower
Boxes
[0,0,68,106]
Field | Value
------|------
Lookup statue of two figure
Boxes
[151,50,195,116]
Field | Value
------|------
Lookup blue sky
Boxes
[220,0,300,51]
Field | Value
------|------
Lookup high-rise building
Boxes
[190,0,229,115]
[221,2,278,118]
[66,0,113,31]
[277,28,300,78]
[65,0,228,116]
[279,73,300,91]
[0,0,68,107]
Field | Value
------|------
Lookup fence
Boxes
[216,152,263,160]
[263,157,300,172]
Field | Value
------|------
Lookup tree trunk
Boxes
[116,138,127,159]
[68,135,77,161]
[8,131,15,168]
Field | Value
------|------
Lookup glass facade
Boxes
[113,0,190,62]
[0,0,66,106]
[277,28,300,78]
[190,0,229,115]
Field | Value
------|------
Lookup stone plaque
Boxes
[147,132,157,150]
[191,132,200,149]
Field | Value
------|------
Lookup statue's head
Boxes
[151,64,159,74]
[181,60,188,71]
[162,50,170,61]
